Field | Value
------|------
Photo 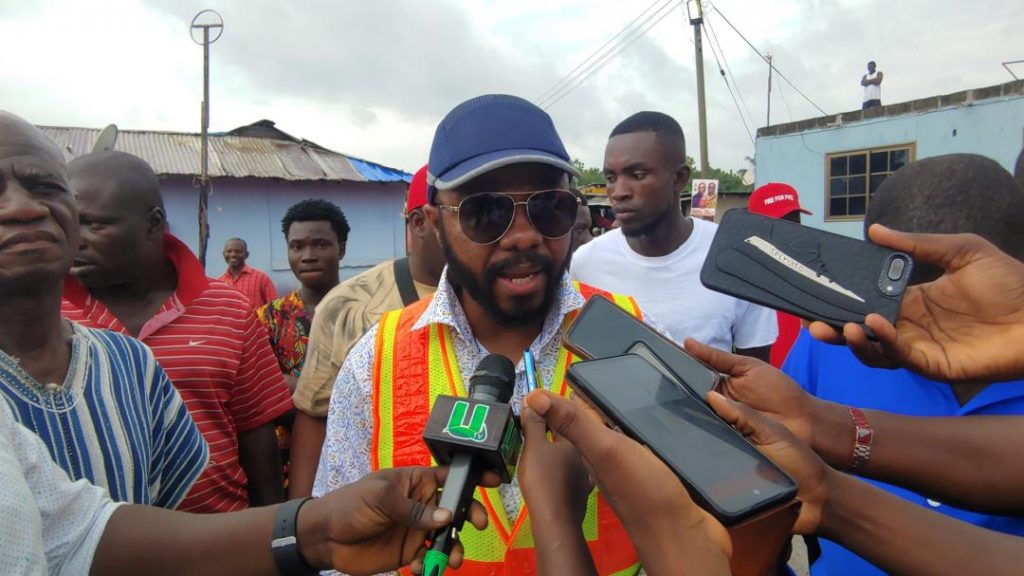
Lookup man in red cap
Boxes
[747,182,812,366]
[287,165,445,497]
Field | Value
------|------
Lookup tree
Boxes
[685,156,753,194]
[572,159,606,187]
[571,157,753,194]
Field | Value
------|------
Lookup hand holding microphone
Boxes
[420,354,521,576]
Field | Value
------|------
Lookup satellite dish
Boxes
[92,124,119,153]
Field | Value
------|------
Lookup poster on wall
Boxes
[691,179,719,219]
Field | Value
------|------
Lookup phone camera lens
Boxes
[887,258,906,281]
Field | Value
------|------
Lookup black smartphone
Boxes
[626,341,713,402]
[566,354,798,525]
[701,209,913,331]
[563,294,722,397]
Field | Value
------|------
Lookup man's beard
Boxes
[439,222,567,328]
[620,201,672,238]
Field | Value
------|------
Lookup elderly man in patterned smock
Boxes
[0,110,208,508]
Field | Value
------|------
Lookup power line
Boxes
[539,0,678,109]
[704,13,756,130]
[708,3,828,116]
[701,21,754,146]
[536,0,665,104]
[538,0,681,109]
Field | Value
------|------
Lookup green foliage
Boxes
[571,157,752,193]
[572,159,607,187]
[685,156,753,194]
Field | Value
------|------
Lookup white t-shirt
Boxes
[0,400,120,575]
[863,71,881,102]
[571,219,778,353]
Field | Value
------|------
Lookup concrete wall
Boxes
[160,176,406,292]
[755,93,1024,238]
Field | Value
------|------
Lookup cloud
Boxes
[2,0,1021,177]
[144,0,568,121]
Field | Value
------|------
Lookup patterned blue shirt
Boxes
[0,322,209,507]
[313,271,666,520]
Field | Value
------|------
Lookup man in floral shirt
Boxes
[258,199,350,486]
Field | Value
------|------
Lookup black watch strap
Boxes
[271,497,319,575]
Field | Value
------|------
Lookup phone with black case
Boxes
[566,354,798,525]
[700,209,913,331]
[562,294,722,397]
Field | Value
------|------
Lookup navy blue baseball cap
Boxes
[427,94,580,203]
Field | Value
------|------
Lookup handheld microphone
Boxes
[421,354,520,576]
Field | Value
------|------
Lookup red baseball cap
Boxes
[748,182,812,219]
[405,165,429,215]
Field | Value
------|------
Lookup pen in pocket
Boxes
[524,349,539,392]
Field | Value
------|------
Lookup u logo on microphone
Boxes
[444,401,489,443]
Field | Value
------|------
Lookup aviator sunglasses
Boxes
[436,189,581,245]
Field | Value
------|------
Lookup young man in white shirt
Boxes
[571,111,777,360]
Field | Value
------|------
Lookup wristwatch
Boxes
[271,497,319,575]
[847,406,874,472]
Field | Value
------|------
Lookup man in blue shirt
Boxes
[783,153,1024,575]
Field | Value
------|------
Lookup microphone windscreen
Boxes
[469,354,516,403]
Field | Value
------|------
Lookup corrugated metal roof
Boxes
[344,156,411,183]
[38,125,411,184]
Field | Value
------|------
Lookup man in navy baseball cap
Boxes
[313,93,647,575]
[422,93,587,328]
[427,94,580,201]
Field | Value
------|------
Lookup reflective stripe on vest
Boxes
[371,282,642,575]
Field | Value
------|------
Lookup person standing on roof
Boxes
[861,61,883,110]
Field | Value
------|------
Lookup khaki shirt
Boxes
[292,260,434,416]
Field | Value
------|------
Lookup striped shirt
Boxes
[218,265,277,309]
[0,322,208,508]
[63,234,294,513]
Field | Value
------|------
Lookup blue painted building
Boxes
[755,80,1024,238]
[42,120,412,293]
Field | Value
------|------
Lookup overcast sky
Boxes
[1,0,1021,175]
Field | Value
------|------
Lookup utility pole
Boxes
[766,53,773,127]
[688,0,710,178]
[190,10,223,268]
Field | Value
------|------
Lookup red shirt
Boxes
[771,311,802,369]
[218,265,277,309]
[62,235,293,513]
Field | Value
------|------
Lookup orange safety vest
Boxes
[370,282,643,576]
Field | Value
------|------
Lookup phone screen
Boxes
[568,354,796,523]
[566,296,720,396]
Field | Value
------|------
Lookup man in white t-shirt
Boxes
[861,61,883,110]
[571,111,777,360]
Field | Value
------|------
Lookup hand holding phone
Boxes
[701,209,913,331]
[566,354,797,525]
[522,389,733,575]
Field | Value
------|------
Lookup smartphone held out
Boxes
[563,295,722,398]
[701,209,913,332]
[566,354,798,525]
